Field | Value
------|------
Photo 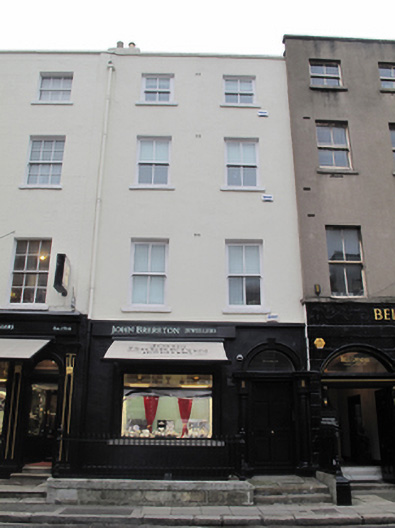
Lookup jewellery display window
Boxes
[122,373,212,438]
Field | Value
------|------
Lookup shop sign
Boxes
[373,307,395,321]
[0,322,76,335]
[96,323,235,338]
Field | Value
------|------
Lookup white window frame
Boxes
[23,136,65,188]
[223,139,262,190]
[316,123,351,170]
[8,239,52,308]
[326,227,365,298]
[309,61,342,87]
[140,74,174,104]
[133,137,172,189]
[224,241,267,313]
[223,76,256,106]
[127,240,170,312]
[379,64,395,90]
[37,73,73,103]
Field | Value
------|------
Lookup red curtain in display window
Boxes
[143,396,159,432]
[178,398,193,437]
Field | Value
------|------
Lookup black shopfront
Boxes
[0,312,86,477]
[307,302,395,481]
[61,319,312,479]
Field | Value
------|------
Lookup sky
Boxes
[1,0,394,56]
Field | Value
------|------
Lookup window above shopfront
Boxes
[323,351,389,375]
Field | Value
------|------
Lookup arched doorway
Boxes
[244,347,297,472]
[24,359,60,465]
[322,349,395,479]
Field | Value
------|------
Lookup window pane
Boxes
[158,92,170,102]
[153,165,168,184]
[245,277,261,305]
[10,288,21,303]
[225,94,238,104]
[245,246,260,273]
[134,244,149,272]
[150,245,166,272]
[318,150,334,166]
[390,129,395,148]
[228,246,243,273]
[35,288,47,303]
[23,288,34,303]
[379,67,392,77]
[326,78,340,87]
[227,167,241,186]
[242,167,256,186]
[316,126,332,145]
[326,65,339,76]
[311,77,323,86]
[145,78,157,89]
[158,78,170,90]
[149,276,165,304]
[227,143,240,163]
[346,264,364,296]
[132,276,148,304]
[242,143,256,164]
[333,150,349,167]
[240,94,253,104]
[140,141,154,161]
[311,64,324,74]
[138,165,153,184]
[225,79,238,91]
[240,80,252,91]
[154,141,169,162]
[145,92,157,102]
[25,274,37,287]
[332,127,347,146]
[326,229,344,260]
[329,264,347,295]
[229,277,243,304]
[14,256,25,271]
[26,256,38,270]
[16,241,27,254]
[343,229,361,260]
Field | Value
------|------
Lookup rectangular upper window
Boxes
[39,74,73,101]
[227,243,263,307]
[326,227,364,297]
[316,123,351,169]
[310,61,342,87]
[379,63,395,89]
[137,138,170,186]
[223,76,255,105]
[225,140,258,188]
[27,137,65,186]
[142,75,173,103]
[130,241,168,306]
[10,239,52,304]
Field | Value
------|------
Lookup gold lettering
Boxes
[384,308,391,320]
[392,309,395,320]
[374,308,383,321]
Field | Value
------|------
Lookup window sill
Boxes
[316,168,359,176]
[5,303,49,311]
[330,295,365,299]
[309,85,348,92]
[31,101,73,105]
[122,305,172,313]
[220,186,265,192]
[220,104,261,108]
[223,306,270,314]
[129,185,175,191]
[135,102,178,107]
[19,184,63,190]
[380,88,395,93]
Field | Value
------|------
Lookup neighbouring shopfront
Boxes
[0,312,86,477]
[61,320,310,479]
[307,302,395,481]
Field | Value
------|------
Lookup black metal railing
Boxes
[54,431,245,480]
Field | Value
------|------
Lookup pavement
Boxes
[1,493,395,526]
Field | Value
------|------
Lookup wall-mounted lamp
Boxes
[314,284,321,296]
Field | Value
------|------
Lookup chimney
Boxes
[117,41,124,48]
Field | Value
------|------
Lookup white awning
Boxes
[104,341,228,362]
[0,339,51,359]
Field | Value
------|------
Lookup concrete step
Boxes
[343,465,382,481]
[255,491,332,504]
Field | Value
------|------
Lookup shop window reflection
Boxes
[122,374,212,439]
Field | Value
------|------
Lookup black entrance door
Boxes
[375,388,395,481]
[248,381,294,470]
[24,359,59,464]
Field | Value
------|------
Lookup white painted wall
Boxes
[91,51,304,323]
[0,52,107,313]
